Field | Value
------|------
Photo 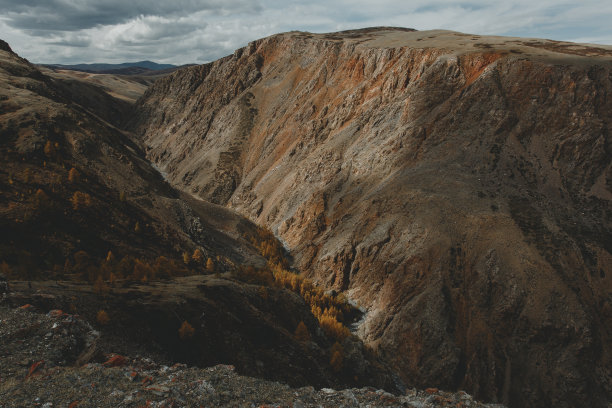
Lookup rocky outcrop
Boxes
[0,39,13,53]
[132,28,612,407]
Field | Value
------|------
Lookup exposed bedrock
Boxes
[131,28,612,407]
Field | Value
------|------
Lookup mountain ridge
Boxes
[41,60,177,72]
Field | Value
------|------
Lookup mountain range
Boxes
[41,60,177,74]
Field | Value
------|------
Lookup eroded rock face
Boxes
[132,28,612,407]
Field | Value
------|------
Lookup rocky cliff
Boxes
[132,28,612,407]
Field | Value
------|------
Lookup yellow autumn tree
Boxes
[96,310,110,325]
[330,342,344,372]
[206,257,215,273]
[33,188,48,209]
[178,320,195,340]
[44,140,55,157]
[192,249,204,264]
[68,167,79,183]
[71,191,91,210]
[294,321,311,343]
[93,275,109,295]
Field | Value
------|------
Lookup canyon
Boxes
[2,26,612,407]
[131,28,612,407]
[0,37,398,397]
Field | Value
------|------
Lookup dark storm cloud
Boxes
[0,0,260,31]
[1,0,610,65]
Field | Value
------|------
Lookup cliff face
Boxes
[132,28,612,407]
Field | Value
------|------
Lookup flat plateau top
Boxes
[285,27,612,65]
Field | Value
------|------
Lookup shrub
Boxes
[44,140,55,157]
[178,321,195,340]
[206,257,215,273]
[192,249,204,264]
[96,310,110,325]
[93,275,109,294]
[68,168,79,183]
[294,321,311,343]
[330,342,344,372]
[258,285,269,301]
[71,191,92,210]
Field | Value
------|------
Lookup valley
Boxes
[2,27,612,407]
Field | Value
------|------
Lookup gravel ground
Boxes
[0,305,505,408]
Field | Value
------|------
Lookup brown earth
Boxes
[131,28,612,408]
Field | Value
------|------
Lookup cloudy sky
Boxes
[1,0,611,65]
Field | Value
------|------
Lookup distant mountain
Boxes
[41,60,177,73]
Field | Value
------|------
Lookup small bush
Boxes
[206,257,215,272]
[93,276,109,294]
[330,342,344,372]
[192,249,204,264]
[68,168,79,183]
[96,310,110,325]
[178,320,195,340]
[294,321,311,343]
[71,191,92,210]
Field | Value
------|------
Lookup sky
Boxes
[1,0,611,65]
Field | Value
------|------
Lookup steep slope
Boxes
[0,305,501,408]
[0,40,399,392]
[0,40,255,274]
[131,28,612,407]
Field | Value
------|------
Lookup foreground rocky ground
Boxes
[0,305,504,407]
